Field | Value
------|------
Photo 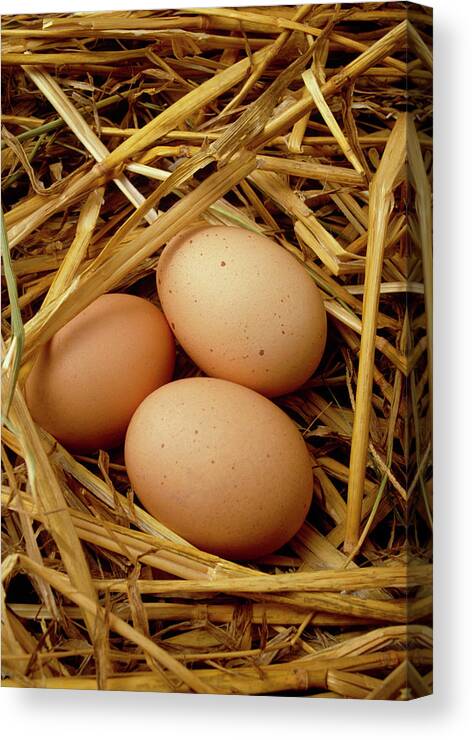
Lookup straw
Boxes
[345,114,407,553]
[407,114,433,408]
[302,69,365,176]
[24,66,158,225]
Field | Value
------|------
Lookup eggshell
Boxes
[25,293,175,453]
[157,225,327,397]
[124,377,313,560]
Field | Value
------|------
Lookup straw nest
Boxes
[1,3,432,699]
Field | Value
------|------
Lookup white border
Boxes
[1,1,471,738]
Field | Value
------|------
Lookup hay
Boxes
[1,3,432,699]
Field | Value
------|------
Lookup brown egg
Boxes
[25,293,175,453]
[124,377,313,560]
[157,225,327,397]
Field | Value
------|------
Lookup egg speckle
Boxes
[157,225,327,397]
[124,377,313,560]
[25,293,175,453]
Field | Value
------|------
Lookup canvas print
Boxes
[1,3,433,699]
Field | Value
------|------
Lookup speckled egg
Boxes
[157,225,327,397]
[124,377,313,560]
[25,293,175,453]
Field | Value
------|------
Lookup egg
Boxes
[124,377,313,560]
[157,225,327,397]
[25,293,175,453]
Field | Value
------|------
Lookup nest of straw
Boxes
[1,3,432,699]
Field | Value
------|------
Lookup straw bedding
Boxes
[1,3,432,699]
